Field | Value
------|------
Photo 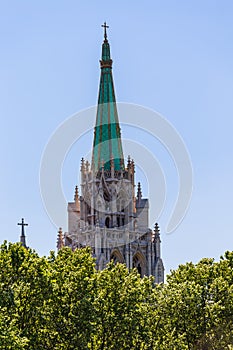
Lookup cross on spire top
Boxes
[17,218,28,248]
[101,22,109,40]
[18,218,28,230]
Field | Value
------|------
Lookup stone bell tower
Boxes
[59,23,164,283]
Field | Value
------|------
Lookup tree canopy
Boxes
[0,241,232,349]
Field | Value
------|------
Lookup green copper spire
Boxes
[92,23,124,172]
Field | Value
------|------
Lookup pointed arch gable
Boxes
[110,249,124,264]
[133,250,147,277]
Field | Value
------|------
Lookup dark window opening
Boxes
[105,217,110,228]
[137,264,142,276]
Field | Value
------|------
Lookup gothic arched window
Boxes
[110,250,124,264]
[133,253,145,278]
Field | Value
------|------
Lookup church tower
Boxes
[62,24,164,283]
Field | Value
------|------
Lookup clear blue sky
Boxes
[1,1,233,273]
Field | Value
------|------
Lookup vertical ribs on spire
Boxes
[92,23,124,173]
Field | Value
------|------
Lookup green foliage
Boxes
[161,253,233,349]
[89,262,155,349]
[0,242,232,349]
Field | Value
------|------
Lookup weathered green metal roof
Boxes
[92,27,124,172]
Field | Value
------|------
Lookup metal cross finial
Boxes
[18,218,28,237]
[101,22,109,40]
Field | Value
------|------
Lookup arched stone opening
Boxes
[110,249,124,264]
[133,252,146,277]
